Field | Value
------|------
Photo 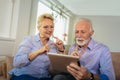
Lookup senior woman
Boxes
[9,13,64,80]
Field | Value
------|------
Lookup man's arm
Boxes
[67,63,101,80]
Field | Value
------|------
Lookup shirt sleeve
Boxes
[99,46,115,80]
[13,36,32,67]
[68,45,75,55]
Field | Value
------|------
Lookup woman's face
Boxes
[38,18,54,39]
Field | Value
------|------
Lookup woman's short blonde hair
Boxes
[37,13,54,25]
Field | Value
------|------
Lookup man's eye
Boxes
[75,31,78,33]
[81,31,85,33]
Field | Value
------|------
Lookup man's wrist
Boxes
[89,72,94,80]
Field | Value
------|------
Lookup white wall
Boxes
[0,0,120,57]
[68,16,120,52]
[0,38,15,56]
[0,0,12,38]
[13,0,32,54]
[0,0,33,56]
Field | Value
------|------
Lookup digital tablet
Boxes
[47,53,79,73]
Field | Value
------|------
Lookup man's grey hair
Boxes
[77,18,94,32]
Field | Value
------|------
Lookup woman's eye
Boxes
[43,26,48,28]
[51,26,54,28]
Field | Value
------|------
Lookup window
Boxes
[0,0,13,38]
[36,1,69,44]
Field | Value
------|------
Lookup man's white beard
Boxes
[76,38,90,46]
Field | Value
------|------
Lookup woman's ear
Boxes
[37,25,40,30]
[37,25,39,29]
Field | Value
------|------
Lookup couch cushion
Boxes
[1,61,7,78]
[0,76,6,80]
[6,56,13,80]
[0,61,3,76]
[111,52,120,80]
[0,56,6,76]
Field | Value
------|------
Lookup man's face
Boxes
[75,21,93,46]
[38,19,54,39]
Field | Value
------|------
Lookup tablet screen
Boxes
[48,53,79,73]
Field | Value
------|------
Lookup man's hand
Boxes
[71,45,79,56]
[67,63,91,80]
[71,50,79,56]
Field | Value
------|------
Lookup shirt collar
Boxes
[87,39,95,50]
[77,39,95,50]
[34,33,53,44]
[73,39,95,52]
[35,33,41,41]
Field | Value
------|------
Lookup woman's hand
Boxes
[28,44,50,61]
[40,43,50,53]
[53,37,64,52]
[67,63,91,80]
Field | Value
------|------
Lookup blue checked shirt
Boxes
[9,33,58,78]
[68,39,115,80]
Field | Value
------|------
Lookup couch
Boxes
[0,56,13,80]
[0,52,120,80]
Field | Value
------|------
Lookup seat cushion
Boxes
[111,52,120,80]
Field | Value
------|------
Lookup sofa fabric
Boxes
[0,56,13,80]
[111,52,120,80]
[0,52,120,80]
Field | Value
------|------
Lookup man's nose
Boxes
[77,33,82,37]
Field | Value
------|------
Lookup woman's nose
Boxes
[48,27,53,32]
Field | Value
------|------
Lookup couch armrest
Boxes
[6,56,13,80]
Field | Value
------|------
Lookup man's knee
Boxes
[53,74,69,80]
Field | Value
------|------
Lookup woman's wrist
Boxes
[58,45,65,52]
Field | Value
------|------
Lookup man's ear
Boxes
[90,30,94,36]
